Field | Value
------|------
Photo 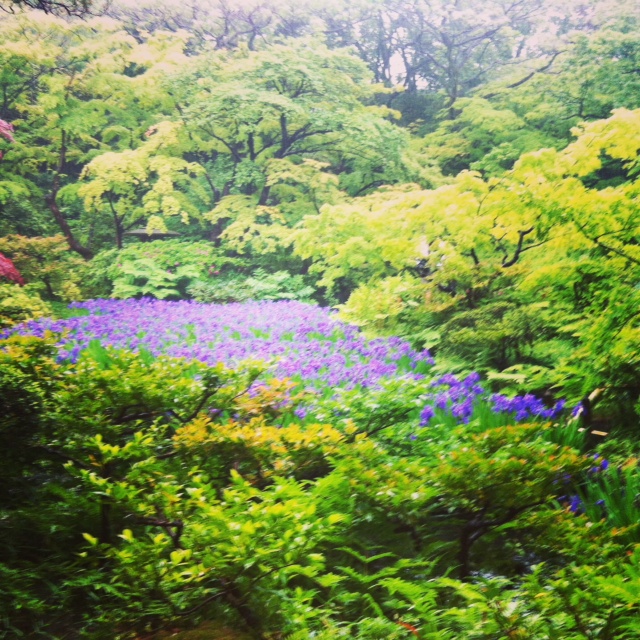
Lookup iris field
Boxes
[5,299,567,427]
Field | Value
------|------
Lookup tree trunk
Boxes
[46,191,93,260]
[47,130,93,260]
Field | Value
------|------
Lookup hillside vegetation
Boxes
[1,1,640,638]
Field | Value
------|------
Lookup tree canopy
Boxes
[3,3,640,635]
[1,0,100,16]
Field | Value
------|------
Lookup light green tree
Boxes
[0,12,185,256]
[80,40,413,255]
[295,108,640,410]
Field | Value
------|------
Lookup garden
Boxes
[2,1,640,638]
[2,292,639,639]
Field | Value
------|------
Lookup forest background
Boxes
[2,0,640,638]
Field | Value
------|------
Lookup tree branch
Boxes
[502,227,534,267]
[45,129,93,260]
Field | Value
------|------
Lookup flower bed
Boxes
[3,298,567,424]
[4,299,433,390]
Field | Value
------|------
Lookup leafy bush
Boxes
[0,235,86,301]
[337,274,426,337]
[1,307,636,639]
[111,257,202,299]
[188,269,316,303]
[0,336,345,637]
[85,240,242,300]
[438,300,556,372]
[0,284,52,328]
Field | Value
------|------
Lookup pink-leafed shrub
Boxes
[0,253,25,286]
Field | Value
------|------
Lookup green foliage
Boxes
[299,107,640,414]
[326,423,589,578]
[421,97,557,176]
[429,554,640,640]
[439,301,554,372]
[4,2,640,637]
[0,234,87,301]
[188,269,316,304]
[580,462,640,543]
[335,274,426,337]
[1,332,638,638]
[0,336,342,636]
[78,121,210,246]
[93,476,342,636]
[0,283,52,328]
[87,240,237,300]
[0,11,186,255]
[61,35,414,260]
[0,334,61,504]
[491,8,640,145]
[111,258,202,299]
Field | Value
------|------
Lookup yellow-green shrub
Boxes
[0,284,52,328]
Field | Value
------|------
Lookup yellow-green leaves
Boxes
[205,195,287,254]
[79,122,206,234]
[292,107,640,400]
[565,108,640,175]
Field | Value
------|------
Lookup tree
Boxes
[78,122,209,249]
[1,0,101,17]
[80,40,412,255]
[402,0,640,180]
[0,235,85,299]
[0,12,184,256]
[109,0,314,51]
[318,0,547,102]
[294,108,640,413]
[416,97,557,176]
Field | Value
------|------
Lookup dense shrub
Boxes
[0,284,52,328]
[2,302,639,638]
[188,269,316,303]
[0,235,86,301]
[85,240,243,299]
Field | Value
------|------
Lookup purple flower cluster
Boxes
[3,298,572,427]
[3,299,434,390]
[418,373,567,427]
[419,372,485,425]
[490,394,566,422]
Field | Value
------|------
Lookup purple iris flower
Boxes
[4,299,434,397]
[419,405,435,425]
[4,299,574,430]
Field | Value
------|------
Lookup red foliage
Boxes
[396,621,420,637]
[0,252,25,286]
[0,119,15,143]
